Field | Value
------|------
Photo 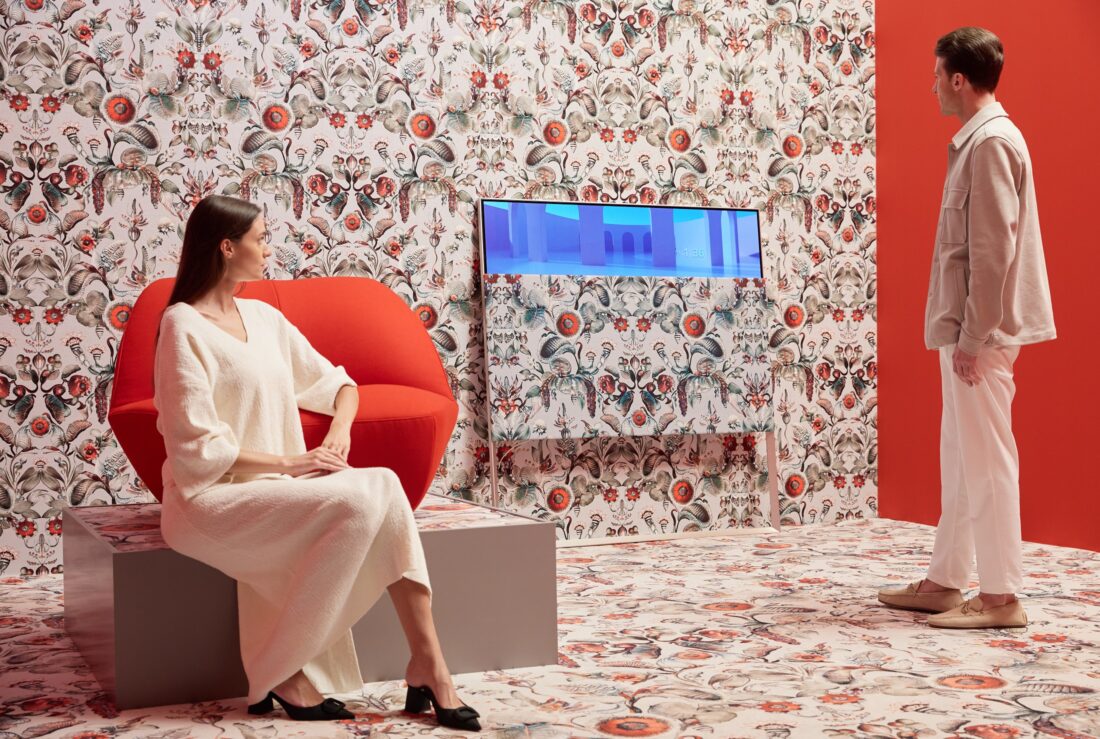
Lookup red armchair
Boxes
[108,277,457,509]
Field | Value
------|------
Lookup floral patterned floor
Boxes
[1,518,1098,738]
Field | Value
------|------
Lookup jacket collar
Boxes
[951,101,1008,150]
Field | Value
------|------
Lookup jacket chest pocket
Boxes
[939,188,969,244]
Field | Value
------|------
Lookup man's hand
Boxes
[320,422,352,463]
[952,346,982,386]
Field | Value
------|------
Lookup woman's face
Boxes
[223,216,271,282]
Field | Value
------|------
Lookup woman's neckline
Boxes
[182,298,250,345]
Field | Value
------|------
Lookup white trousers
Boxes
[926,343,1023,594]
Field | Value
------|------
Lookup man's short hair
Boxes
[935,27,1004,93]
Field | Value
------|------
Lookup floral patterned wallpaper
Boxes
[0,0,876,573]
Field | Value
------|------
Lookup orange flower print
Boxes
[543,120,568,146]
[415,304,437,329]
[610,40,626,57]
[546,486,571,513]
[108,302,131,331]
[27,204,48,224]
[785,474,806,497]
[41,95,61,112]
[471,70,487,88]
[344,213,362,231]
[631,409,647,427]
[30,416,51,436]
[761,701,800,713]
[556,311,581,336]
[682,312,705,337]
[670,480,693,504]
[103,95,135,123]
[202,51,221,70]
[740,90,754,106]
[493,71,509,89]
[12,308,32,324]
[262,104,291,131]
[408,112,436,139]
[818,692,860,704]
[783,304,805,327]
[668,128,691,152]
[177,50,196,68]
[937,675,1007,690]
[596,717,670,737]
[342,17,359,35]
[782,134,804,158]
[356,113,373,129]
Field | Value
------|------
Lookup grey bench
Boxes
[63,494,557,709]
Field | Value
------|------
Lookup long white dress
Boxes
[152,297,430,704]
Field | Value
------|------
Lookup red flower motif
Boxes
[833,474,847,488]
[108,303,131,331]
[852,474,865,488]
[598,375,616,394]
[24,0,44,9]
[546,486,571,513]
[850,142,864,156]
[415,304,437,329]
[840,60,854,76]
[301,238,318,256]
[683,313,705,337]
[15,519,36,538]
[493,71,509,89]
[635,317,650,332]
[329,112,346,128]
[12,308,32,324]
[637,9,654,27]
[103,95,136,123]
[603,487,618,503]
[656,374,672,393]
[75,22,93,41]
[77,233,96,252]
[814,26,829,44]
[580,185,600,202]
[783,305,805,327]
[626,486,640,501]
[299,41,317,59]
[356,113,373,129]
[815,194,831,212]
[638,187,656,204]
[202,52,221,70]
[631,410,647,427]
[65,164,88,187]
[831,141,845,155]
[622,129,637,143]
[740,90,754,106]
[386,239,402,257]
[645,66,660,83]
[27,204,48,224]
[471,70,487,88]
[719,88,735,105]
[307,174,327,195]
[177,50,196,68]
[600,128,615,142]
[819,693,860,704]
[670,480,693,504]
[809,80,823,96]
[543,120,568,146]
[383,46,400,64]
[556,311,581,336]
[30,416,51,436]
[842,394,856,410]
[964,726,1021,739]
[852,308,865,321]
[865,195,876,214]
[811,416,825,433]
[47,518,62,536]
[833,308,846,321]
[342,17,359,35]
[668,127,691,152]
[574,63,589,79]
[613,316,629,332]
[782,134,804,158]
[44,308,63,325]
[262,104,291,131]
[375,176,395,197]
[80,442,98,461]
[579,3,597,23]
[610,40,626,57]
[41,95,61,112]
[761,701,800,713]
[344,213,362,231]
[785,474,806,497]
[408,112,436,139]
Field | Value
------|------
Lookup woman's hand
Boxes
[283,446,350,477]
[321,422,352,463]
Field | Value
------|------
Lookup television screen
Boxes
[480,199,762,278]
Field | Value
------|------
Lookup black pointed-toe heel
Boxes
[247,693,274,715]
[250,690,354,721]
[404,685,481,731]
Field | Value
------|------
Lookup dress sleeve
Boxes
[153,313,240,500]
[282,317,356,415]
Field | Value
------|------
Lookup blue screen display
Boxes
[480,199,762,278]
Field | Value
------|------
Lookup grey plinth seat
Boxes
[62,494,557,710]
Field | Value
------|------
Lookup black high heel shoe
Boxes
[404,684,481,731]
[247,691,354,721]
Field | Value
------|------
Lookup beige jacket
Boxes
[925,102,1056,354]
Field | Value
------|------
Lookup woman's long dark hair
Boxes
[167,195,261,307]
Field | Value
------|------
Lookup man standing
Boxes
[878,27,1056,628]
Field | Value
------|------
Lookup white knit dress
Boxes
[153,298,430,704]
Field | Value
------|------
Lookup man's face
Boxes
[932,57,961,116]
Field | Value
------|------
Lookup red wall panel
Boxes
[877,1,1100,551]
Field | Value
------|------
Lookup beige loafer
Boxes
[877,580,965,613]
[927,596,1027,629]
